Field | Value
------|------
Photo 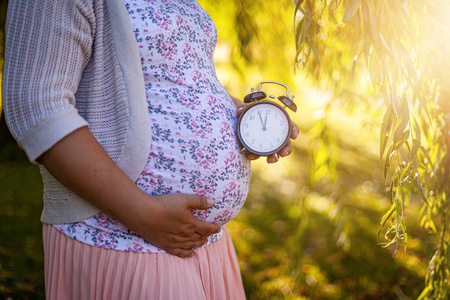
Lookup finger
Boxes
[170,231,204,243]
[179,237,208,250]
[169,248,195,258]
[279,140,293,157]
[291,121,299,139]
[266,153,279,164]
[246,152,260,160]
[178,212,221,237]
[163,232,208,251]
[194,220,221,236]
[236,104,249,117]
[184,195,215,210]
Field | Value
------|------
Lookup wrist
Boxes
[110,190,162,231]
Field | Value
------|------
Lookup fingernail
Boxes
[207,197,215,205]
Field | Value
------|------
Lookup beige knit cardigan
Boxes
[3,0,152,224]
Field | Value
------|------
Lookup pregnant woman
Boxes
[3,0,297,299]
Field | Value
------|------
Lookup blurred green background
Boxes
[0,0,446,299]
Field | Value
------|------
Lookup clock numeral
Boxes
[249,115,255,121]
[259,143,264,149]
[251,139,255,145]
[245,132,250,137]
[244,122,249,128]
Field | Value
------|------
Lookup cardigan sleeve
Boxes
[3,0,94,162]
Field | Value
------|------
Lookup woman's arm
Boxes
[39,126,220,258]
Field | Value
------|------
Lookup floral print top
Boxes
[54,0,251,253]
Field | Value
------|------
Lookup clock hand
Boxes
[258,111,265,130]
[263,113,268,131]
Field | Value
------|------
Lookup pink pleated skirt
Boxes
[43,224,246,300]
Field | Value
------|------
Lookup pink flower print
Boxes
[206,95,219,107]
[190,208,209,221]
[222,182,238,197]
[93,231,118,249]
[160,40,178,61]
[189,117,207,138]
[176,14,184,27]
[125,242,145,252]
[224,152,239,167]
[95,213,119,228]
[192,176,212,195]
[154,11,172,31]
[213,209,233,225]
[182,42,193,56]
[220,121,232,135]
[181,92,201,111]
[194,147,211,168]
[201,18,212,36]
[192,70,207,88]
[166,69,183,85]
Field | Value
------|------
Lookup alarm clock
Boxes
[237,81,297,156]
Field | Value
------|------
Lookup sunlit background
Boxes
[1,0,450,299]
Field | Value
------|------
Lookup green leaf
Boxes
[384,144,395,178]
[305,40,321,66]
[417,282,432,300]
[396,42,419,87]
[380,237,398,248]
[380,104,394,159]
[295,18,306,56]
[426,218,438,235]
[342,0,362,24]
[412,178,430,207]
[293,0,305,27]
[388,0,415,40]
[411,118,421,159]
[380,33,393,55]
[413,139,438,182]
[393,129,410,151]
[365,0,382,52]
[398,146,410,163]
[400,219,407,243]
[379,201,397,232]
[393,98,410,143]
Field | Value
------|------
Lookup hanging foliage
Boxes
[294,0,450,298]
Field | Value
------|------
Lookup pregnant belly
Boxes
[190,181,249,225]
[136,94,252,226]
[136,140,251,226]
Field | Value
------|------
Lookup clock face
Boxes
[238,101,291,155]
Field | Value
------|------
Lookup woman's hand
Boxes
[235,103,299,164]
[126,193,221,258]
